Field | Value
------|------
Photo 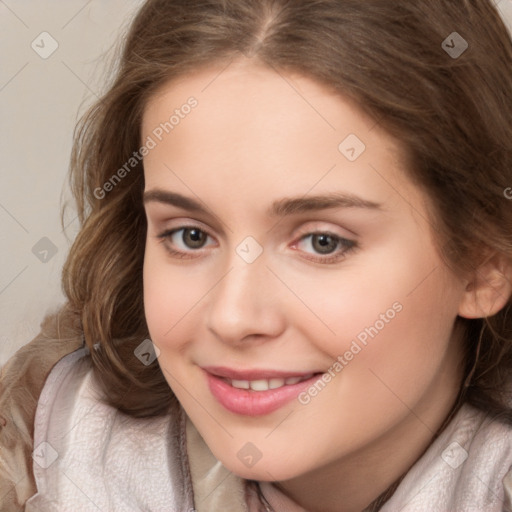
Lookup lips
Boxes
[203,366,322,416]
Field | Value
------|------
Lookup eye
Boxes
[305,233,339,254]
[157,226,216,258]
[294,232,357,263]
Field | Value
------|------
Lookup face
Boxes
[142,59,468,483]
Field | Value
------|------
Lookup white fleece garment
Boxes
[379,404,512,512]
[25,348,189,512]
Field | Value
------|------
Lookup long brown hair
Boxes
[60,0,512,421]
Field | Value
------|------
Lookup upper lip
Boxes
[202,366,321,380]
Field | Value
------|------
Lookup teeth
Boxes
[231,379,250,390]
[229,374,314,391]
[269,378,285,389]
[250,379,269,391]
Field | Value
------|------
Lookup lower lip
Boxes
[205,372,321,416]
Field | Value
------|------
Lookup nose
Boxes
[205,256,286,346]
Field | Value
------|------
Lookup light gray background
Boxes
[1,0,511,366]
[0,1,144,365]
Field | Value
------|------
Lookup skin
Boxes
[141,58,480,512]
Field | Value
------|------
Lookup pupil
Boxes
[184,228,206,248]
[313,234,337,254]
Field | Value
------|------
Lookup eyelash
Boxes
[156,226,358,264]
[156,226,216,261]
[292,231,357,264]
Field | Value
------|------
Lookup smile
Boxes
[227,374,315,391]
[202,367,322,416]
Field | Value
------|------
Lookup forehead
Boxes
[142,58,400,158]
[141,59,425,219]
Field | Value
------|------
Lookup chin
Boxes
[219,454,304,482]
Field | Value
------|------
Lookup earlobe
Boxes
[458,253,512,319]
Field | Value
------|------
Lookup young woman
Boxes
[1,1,512,510]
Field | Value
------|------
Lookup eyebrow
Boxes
[143,189,382,217]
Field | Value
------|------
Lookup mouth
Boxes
[222,373,315,391]
[202,366,323,416]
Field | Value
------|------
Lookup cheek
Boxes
[289,249,462,384]
[283,268,462,455]
[143,245,198,346]
[325,273,461,421]
[367,271,462,385]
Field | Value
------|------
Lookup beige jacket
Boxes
[0,308,83,509]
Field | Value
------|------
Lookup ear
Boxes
[458,252,512,319]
